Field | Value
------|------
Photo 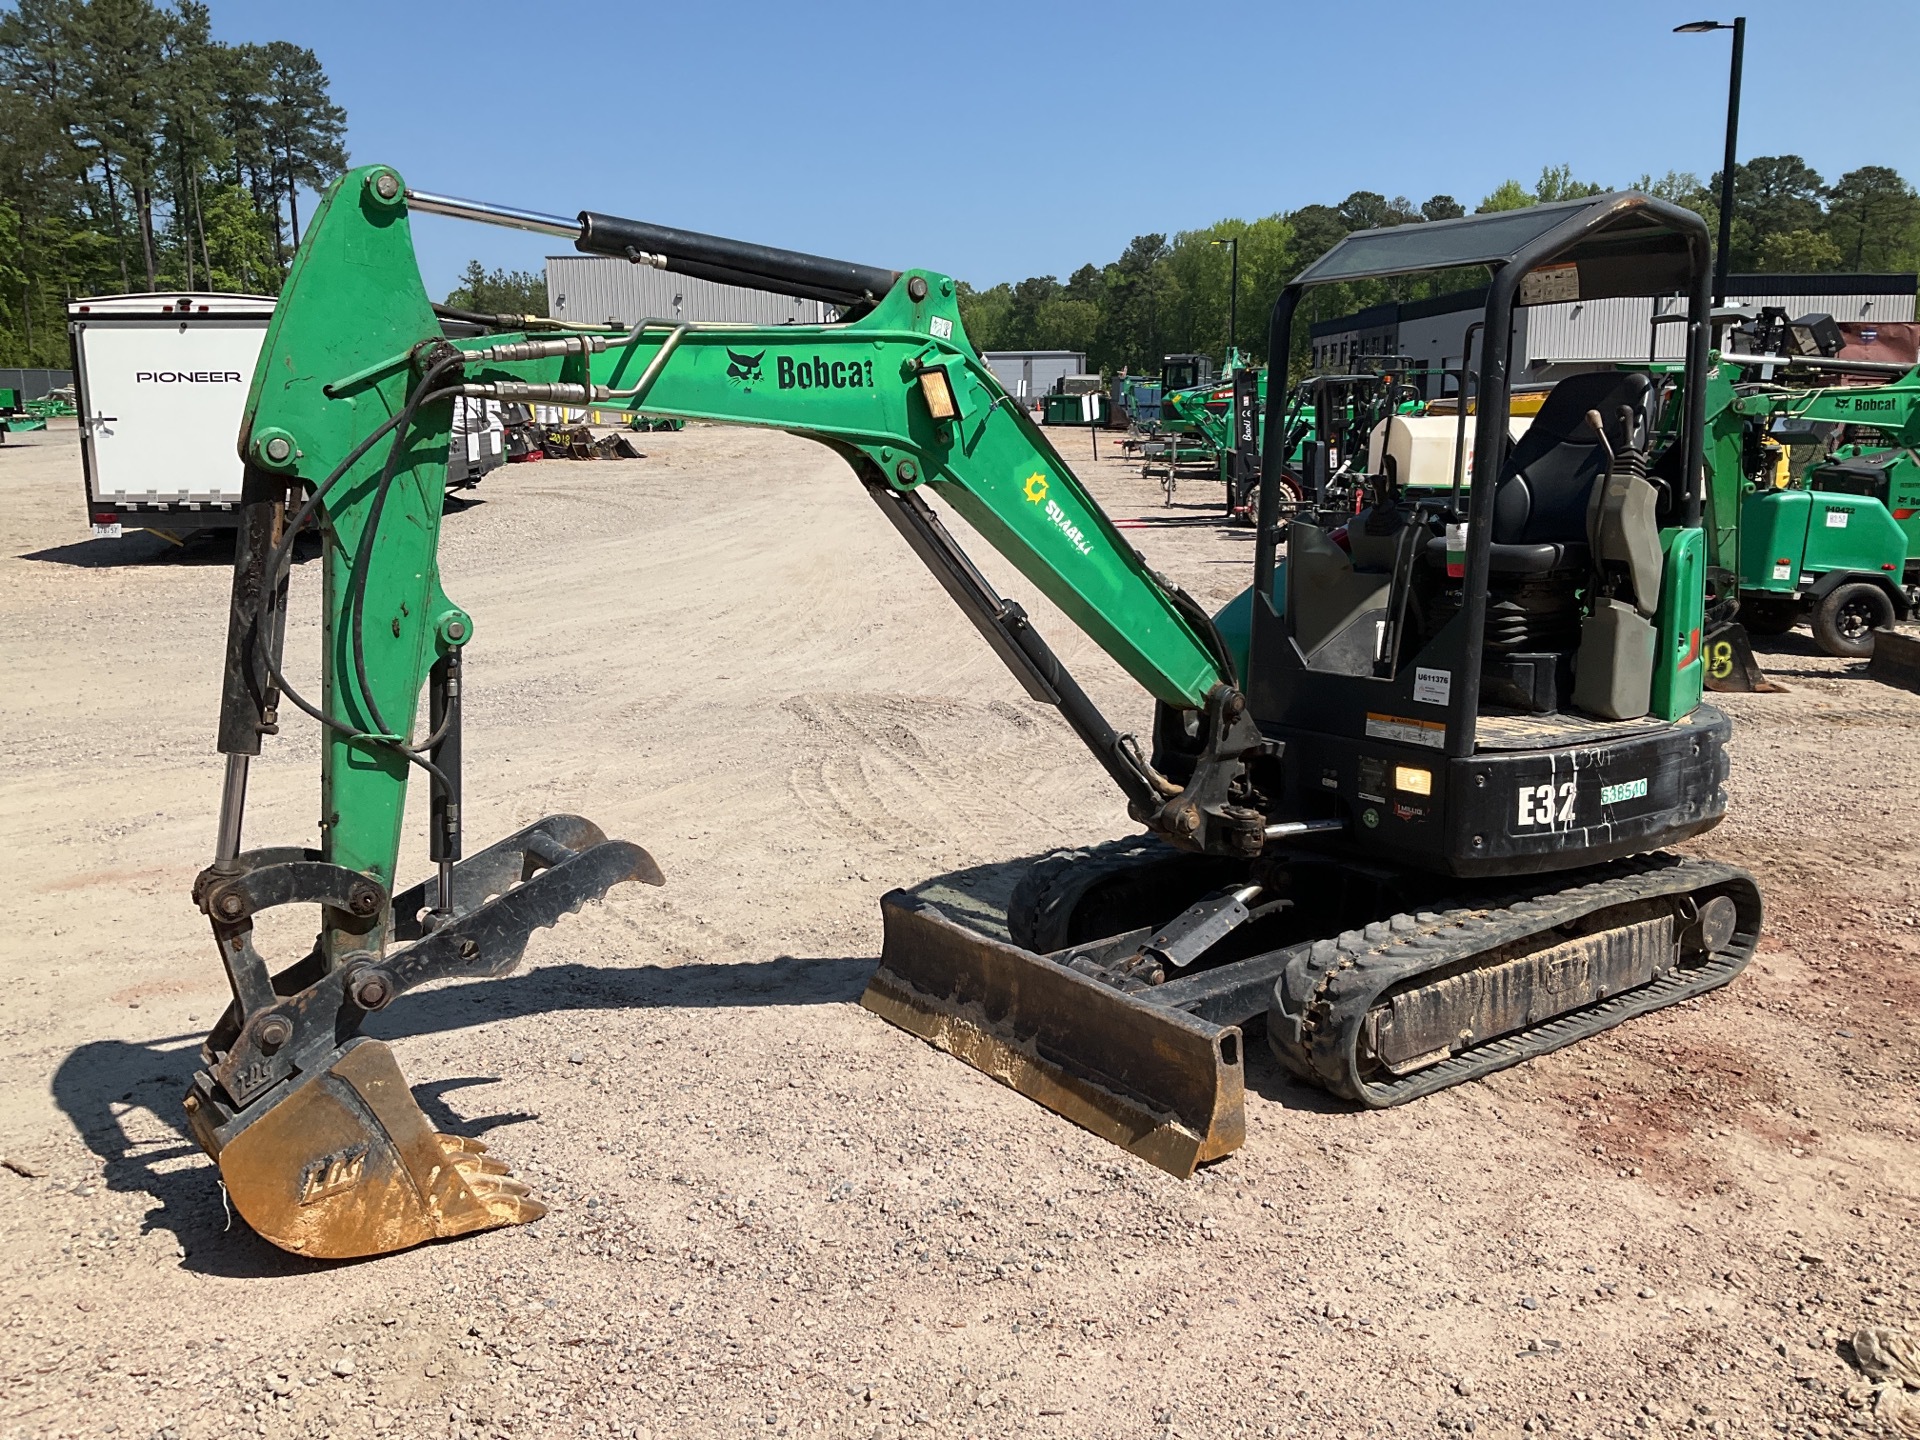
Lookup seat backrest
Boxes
[1490,371,1651,545]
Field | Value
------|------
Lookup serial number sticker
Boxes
[1824,507,1850,528]
[1600,777,1649,806]
[1413,667,1452,707]
[1517,780,1575,828]
[928,315,954,340]
[91,523,123,539]
[1364,712,1446,749]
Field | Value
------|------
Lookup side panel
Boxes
[1737,490,1812,592]
[1799,491,1909,578]
[73,318,266,508]
[1889,453,1920,562]
[1651,526,1704,721]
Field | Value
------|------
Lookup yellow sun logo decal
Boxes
[1023,472,1048,503]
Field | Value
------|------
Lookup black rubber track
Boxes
[1267,852,1763,1106]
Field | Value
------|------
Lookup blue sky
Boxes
[210,0,1920,300]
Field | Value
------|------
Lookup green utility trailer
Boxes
[0,386,47,436]
[1041,389,1110,426]
[1704,355,1920,658]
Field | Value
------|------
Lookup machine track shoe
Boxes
[863,891,1245,1178]
[1268,854,1763,1105]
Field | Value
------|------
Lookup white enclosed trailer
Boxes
[69,294,508,537]
[69,293,276,537]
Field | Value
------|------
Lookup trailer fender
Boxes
[1805,568,1911,619]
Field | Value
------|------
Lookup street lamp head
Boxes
[1673,19,1729,31]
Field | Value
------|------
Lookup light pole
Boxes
[1211,236,1239,360]
[1675,17,1745,305]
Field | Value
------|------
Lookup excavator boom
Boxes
[192,166,1252,1256]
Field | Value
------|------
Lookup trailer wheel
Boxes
[1811,582,1894,658]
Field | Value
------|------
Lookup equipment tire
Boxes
[1738,599,1800,637]
[1811,581,1894,658]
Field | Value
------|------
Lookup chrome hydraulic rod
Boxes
[403,189,581,240]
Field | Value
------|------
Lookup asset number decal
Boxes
[1600,777,1648,806]
[1517,780,1575,827]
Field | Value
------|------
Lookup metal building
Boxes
[981,350,1087,401]
[1313,273,1917,396]
[545,255,837,327]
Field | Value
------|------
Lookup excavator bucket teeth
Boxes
[214,1037,545,1260]
[861,891,1245,1178]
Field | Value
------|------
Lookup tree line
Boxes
[959,160,1920,379]
[0,0,346,365]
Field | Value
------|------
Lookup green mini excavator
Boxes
[189,169,1761,1258]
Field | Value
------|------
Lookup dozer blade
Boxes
[215,1038,544,1259]
[862,891,1244,1177]
[1704,622,1786,693]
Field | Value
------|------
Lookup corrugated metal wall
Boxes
[982,351,1085,399]
[545,256,838,327]
[1721,289,1914,322]
[1315,279,1915,390]
[1524,297,1689,363]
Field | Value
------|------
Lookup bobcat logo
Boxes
[725,348,766,388]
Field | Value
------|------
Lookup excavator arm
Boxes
[1730,369,1920,442]
[190,166,1260,1257]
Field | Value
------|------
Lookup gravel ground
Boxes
[0,418,1915,1440]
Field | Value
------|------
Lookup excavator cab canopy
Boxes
[1257,192,1715,606]
[1287,191,1702,298]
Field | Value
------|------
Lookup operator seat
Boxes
[1486,369,1653,569]
[1420,370,1651,575]
[1416,371,1661,717]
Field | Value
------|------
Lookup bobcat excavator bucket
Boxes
[208,1038,545,1259]
[1702,621,1784,693]
[862,892,1245,1177]
[185,816,661,1259]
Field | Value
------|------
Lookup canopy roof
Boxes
[1290,192,1707,302]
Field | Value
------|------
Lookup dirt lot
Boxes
[1,418,1915,1440]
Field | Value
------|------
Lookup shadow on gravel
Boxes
[47,952,876,1275]
[47,1033,310,1278]
[20,527,331,569]
[1239,1037,1363,1116]
[1744,629,1876,682]
[20,530,233,567]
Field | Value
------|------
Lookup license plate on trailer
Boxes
[91,522,123,539]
